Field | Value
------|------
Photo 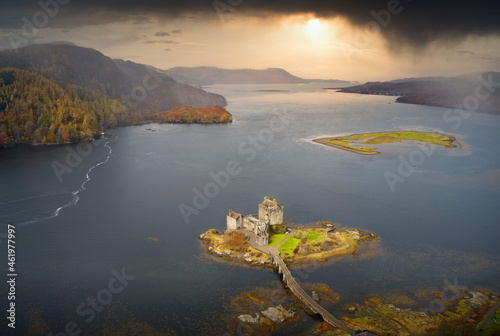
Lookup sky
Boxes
[0,0,499,82]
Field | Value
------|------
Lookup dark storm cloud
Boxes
[1,0,499,49]
[131,15,154,24]
[155,31,171,37]
[456,50,500,62]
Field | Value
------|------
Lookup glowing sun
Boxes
[307,18,322,37]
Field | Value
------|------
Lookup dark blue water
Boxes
[1,83,499,335]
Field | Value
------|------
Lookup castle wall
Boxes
[243,215,259,232]
[255,234,269,246]
[227,197,282,246]
[227,211,242,231]
[226,216,239,231]
[258,199,284,225]
[269,210,283,225]
[255,222,269,245]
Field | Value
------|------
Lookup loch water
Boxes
[1,83,499,335]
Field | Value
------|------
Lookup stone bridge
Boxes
[238,229,357,334]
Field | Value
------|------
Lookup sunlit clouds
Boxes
[0,7,498,82]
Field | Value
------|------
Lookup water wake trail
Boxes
[17,136,117,227]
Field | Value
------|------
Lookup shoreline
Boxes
[199,226,378,268]
[337,89,500,116]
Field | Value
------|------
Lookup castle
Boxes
[226,197,284,246]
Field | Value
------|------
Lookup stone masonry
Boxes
[226,197,284,245]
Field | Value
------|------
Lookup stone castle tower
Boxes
[258,197,284,225]
[226,197,284,246]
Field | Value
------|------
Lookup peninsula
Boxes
[313,131,457,155]
[337,73,500,115]
[155,105,232,124]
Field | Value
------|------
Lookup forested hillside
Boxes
[0,44,228,148]
[0,68,127,147]
[0,44,227,116]
[156,105,232,123]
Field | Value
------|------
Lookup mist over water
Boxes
[1,83,499,334]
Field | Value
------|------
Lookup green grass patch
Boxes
[306,230,326,244]
[278,237,300,256]
[268,234,288,247]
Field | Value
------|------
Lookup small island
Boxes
[313,131,457,155]
[155,105,232,124]
[200,197,376,267]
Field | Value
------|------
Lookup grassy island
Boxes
[156,105,232,124]
[199,223,377,267]
[313,131,457,155]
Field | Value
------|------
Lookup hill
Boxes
[338,72,500,114]
[0,44,226,118]
[0,68,127,147]
[0,44,229,147]
[166,66,309,85]
[113,60,227,118]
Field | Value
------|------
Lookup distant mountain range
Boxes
[166,66,309,85]
[339,72,500,114]
[0,44,227,147]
